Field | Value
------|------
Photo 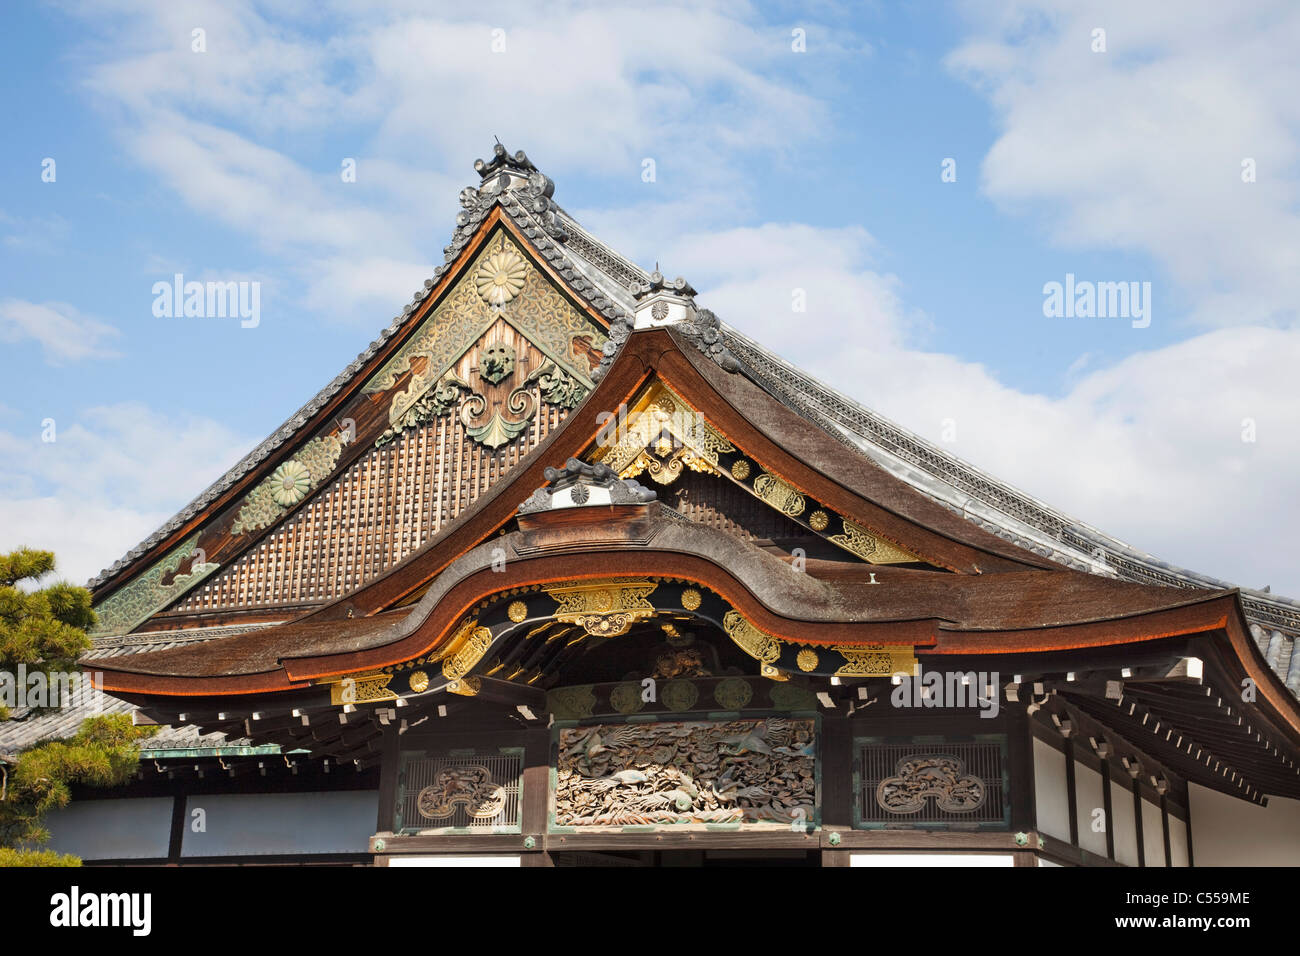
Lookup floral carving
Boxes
[270,460,311,507]
[475,249,527,306]
[536,363,586,409]
[90,534,219,636]
[374,374,470,447]
[231,433,347,535]
[417,766,507,821]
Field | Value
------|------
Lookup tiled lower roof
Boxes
[0,624,280,754]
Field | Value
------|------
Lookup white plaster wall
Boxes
[1169,814,1189,867]
[1075,764,1107,857]
[1110,780,1139,867]
[42,796,173,860]
[1033,737,1070,843]
[181,790,377,857]
[1190,783,1300,865]
[1142,799,1165,867]
[388,855,521,866]
[850,853,1015,867]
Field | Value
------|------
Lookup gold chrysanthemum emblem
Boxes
[270,460,312,507]
[475,250,527,306]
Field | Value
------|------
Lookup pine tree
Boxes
[0,548,154,865]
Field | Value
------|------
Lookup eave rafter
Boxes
[992,643,1300,802]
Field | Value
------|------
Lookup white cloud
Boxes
[70,1,833,321]
[0,299,121,363]
[0,402,256,586]
[947,0,1300,328]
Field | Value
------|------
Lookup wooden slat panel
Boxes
[174,373,572,615]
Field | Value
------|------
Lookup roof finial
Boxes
[474,142,538,180]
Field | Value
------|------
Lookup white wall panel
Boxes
[43,797,173,860]
[1141,799,1165,867]
[1190,783,1300,865]
[850,853,1015,867]
[1074,764,1106,857]
[388,855,521,867]
[181,790,376,858]
[1033,737,1070,842]
[1168,813,1189,867]
[1110,780,1139,866]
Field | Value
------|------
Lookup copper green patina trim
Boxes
[91,534,220,637]
[139,745,295,759]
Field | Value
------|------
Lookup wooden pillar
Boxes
[819,714,852,868]
[1133,781,1145,867]
[1100,761,1115,861]
[167,793,187,865]
[1006,701,1036,833]
[1161,794,1172,867]
[520,726,553,866]
[374,722,400,835]
[1064,739,1079,846]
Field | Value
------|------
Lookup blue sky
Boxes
[1,0,1298,595]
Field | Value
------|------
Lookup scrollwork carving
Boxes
[875,755,986,814]
[417,765,508,821]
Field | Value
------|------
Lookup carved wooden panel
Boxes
[395,750,523,833]
[554,717,817,828]
[855,737,1008,828]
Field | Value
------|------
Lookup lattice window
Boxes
[394,749,523,833]
[855,737,1008,828]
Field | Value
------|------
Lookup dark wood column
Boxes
[520,725,553,866]
[1006,700,1036,834]
[1100,761,1115,860]
[819,714,852,867]
[374,721,400,836]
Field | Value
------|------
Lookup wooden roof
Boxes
[69,147,1300,804]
